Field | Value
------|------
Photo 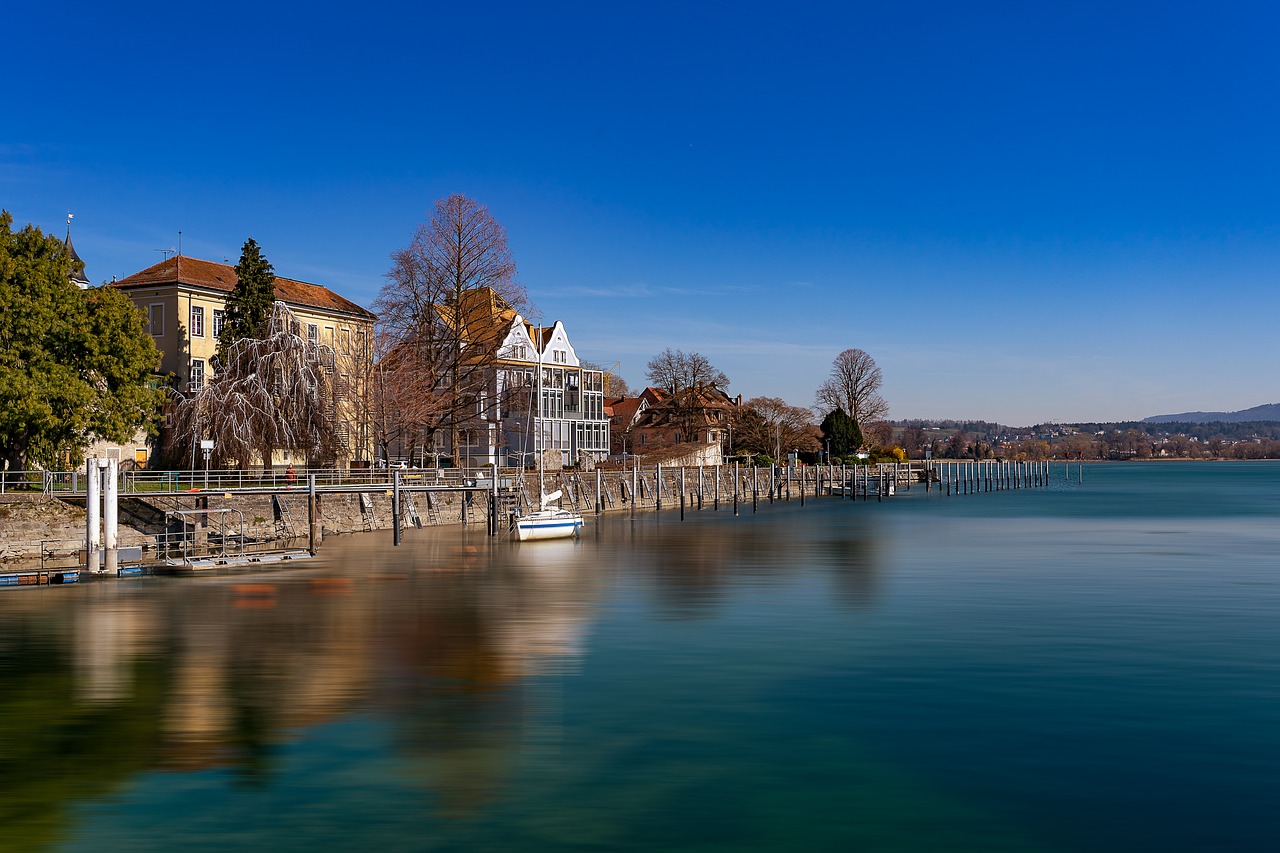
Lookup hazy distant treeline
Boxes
[889,418,1280,460]
[1071,421,1280,442]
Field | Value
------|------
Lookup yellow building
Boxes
[112,255,377,465]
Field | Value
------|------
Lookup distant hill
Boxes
[1144,403,1280,424]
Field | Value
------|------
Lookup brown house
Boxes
[611,386,740,466]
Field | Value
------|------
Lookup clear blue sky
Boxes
[7,1,1279,425]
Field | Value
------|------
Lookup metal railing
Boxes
[29,466,484,496]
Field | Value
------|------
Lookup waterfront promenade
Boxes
[1,459,1058,581]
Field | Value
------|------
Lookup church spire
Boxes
[64,212,89,289]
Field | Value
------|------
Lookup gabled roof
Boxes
[640,386,670,406]
[528,324,556,350]
[435,287,521,355]
[608,396,648,428]
[630,385,738,431]
[112,256,376,319]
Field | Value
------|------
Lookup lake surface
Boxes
[2,462,1278,852]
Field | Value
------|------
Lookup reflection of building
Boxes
[112,256,376,462]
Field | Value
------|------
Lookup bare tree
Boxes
[374,195,532,463]
[900,425,926,458]
[864,420,895,448]
[604,373,633,398]
[737,397,821,461]
[367,328,451,464]
[644,348,731,445]
[815,348,888,427]
[646,347,728,394]
[167,303,346,469]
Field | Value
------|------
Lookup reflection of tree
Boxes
[0,614,171,853]
[619,510,884,619]
[375,564,598,817]
[816,529,881,610]
[629,520,807,619]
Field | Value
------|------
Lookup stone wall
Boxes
[0,494,151,564]
[0,465,832,568]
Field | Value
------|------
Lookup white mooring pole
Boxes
[86,458,101,573]
[104,457,119,573]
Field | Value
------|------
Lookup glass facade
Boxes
[487,364,610,466]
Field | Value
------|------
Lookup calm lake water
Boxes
[2,462,1279,852]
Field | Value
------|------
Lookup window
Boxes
[148,304,164,337]
[341,328,351,354]
[190,359,206,391]
[307,323,319,343]
[566,372,580,413]
[213,309,226,338]
[190,305,204,337]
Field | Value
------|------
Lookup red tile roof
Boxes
[436,287,519,352]
[609,396,647,428]
[112,256,375,319]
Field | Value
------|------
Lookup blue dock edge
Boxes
[0,570,79,587]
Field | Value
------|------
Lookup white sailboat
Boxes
[515,326,584,542]
[514,488,584,541]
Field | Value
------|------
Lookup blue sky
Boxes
[6,1,1279,425]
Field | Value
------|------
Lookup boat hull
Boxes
[515,510,584,541]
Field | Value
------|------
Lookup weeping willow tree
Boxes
[166,302,347,469]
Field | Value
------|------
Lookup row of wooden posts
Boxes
[383,459,1071,543]
[83,458,1074,560]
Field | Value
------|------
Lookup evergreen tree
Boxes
[0,211,162,471]
[218,238,276,362]
[820,408,862,457]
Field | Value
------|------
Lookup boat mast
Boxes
[536,324,544,502]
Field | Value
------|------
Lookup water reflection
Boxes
[592,508,883,618]
[3,474,1279,852]
[0,505,889,851]
[0,533,611,841]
